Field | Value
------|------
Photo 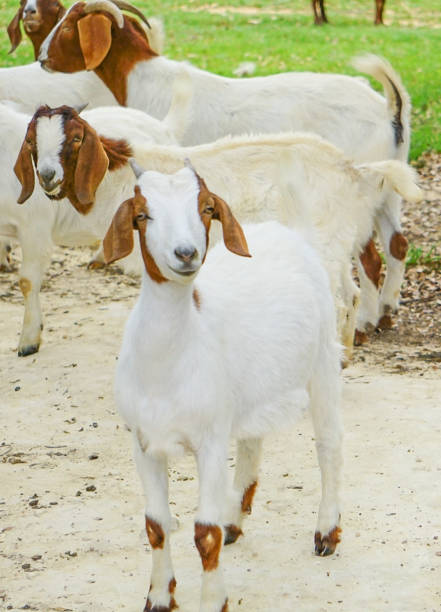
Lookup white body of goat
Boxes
[0,62,117,113]
[106,166,343,611]
[0,100,188,356]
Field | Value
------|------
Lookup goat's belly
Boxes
[232,388,310,439]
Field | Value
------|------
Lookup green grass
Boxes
[406,243,441,269]
[0,0,440,158]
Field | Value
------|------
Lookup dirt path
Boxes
[1,158,440,611]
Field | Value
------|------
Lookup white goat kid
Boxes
[104,163,343,612]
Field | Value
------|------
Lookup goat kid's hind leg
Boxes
[17,232,52,357]
[224,438,262,545]
[375,195,408,329]
[309,363,343,556]
[355,238,382,345]
[195,436,230,612]
[133,441,177,612]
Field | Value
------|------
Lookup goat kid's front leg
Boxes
[309,369,343,556]
[133,441,177,612]
[195,436,230,612]
[17,233,53,356]
[224,438,262,545]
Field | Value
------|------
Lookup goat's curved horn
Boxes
[83,0,124,28]
[109,0,151,28]
[129,158,146,179]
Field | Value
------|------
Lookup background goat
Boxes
[103,164,343,611]
[1,77,190,355]
[38,0,411,340]
[312,0,386,25]
[15,104,422,363]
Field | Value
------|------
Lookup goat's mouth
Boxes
[41,182,63,198]
[168,265,198,278]
[23,19,42,32]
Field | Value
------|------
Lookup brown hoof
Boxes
[224,523,243,545]
[314,526,342,556]
[354,329,368,346]
[377,314,393,330]
[87,260,106,270]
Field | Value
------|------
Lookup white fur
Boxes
[115,167,343,610]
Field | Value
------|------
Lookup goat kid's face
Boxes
[103,167,250,284]
[15,105,108,214]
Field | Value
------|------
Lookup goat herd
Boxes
[0,1,426,610]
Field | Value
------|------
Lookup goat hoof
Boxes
[314,526,341,556]
[377,314,393,330]
[354,329,368,346]
[224,523,243,545]
[18,343,40,357]
[87,260,106,270]
[144,598,177,612]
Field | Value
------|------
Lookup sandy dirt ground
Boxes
[1,160,440,611]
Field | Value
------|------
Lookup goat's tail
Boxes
[357,159,422,203]
[352,54,411,157]
[141,17,165,54]
[162,67,193,143]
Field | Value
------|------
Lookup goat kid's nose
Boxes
[39,168,57,187]
[174,246,198,263]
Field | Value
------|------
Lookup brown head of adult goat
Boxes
[8,0,66,58]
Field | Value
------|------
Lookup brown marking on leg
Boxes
[194,523,223,571]
[377,314,393,330]
[354,329,368,346]
[19,277,32,297]
[192,288,201,310]
[389,232,408,261]
[359,239,382,288]
[224,523,243,545]
[145,516,165,549]
[241,481,257,514]
[314,525,342,556]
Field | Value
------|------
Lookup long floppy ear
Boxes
[74,126,109,212]
[14,140,35,204]
[212,194,251,258]
[7,9,23,54]
[103,198,135,264]
[78,14,113,70]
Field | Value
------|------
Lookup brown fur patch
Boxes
[194,523,223,572]
[224,523,243,545]
[192,288,201,310]
[354,329,369,346]
[377,314,393,330]
[145,516,165,549]
[359,238,382,288]
[314,525,342,556]
[100,137,133,171]
[220,600,229,612]
[241,481,258,514]
[389,231,408,261]
[144,578,177,612]
[19,278,32,298]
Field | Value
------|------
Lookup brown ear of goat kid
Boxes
[312,0,386,25]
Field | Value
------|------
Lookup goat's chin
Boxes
[24,20,42,32]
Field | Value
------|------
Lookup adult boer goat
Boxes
[38,0,411,340]
[15,104,422,362]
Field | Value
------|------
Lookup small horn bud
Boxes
[129,158,146,179]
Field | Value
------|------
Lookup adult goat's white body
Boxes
[106,166,343,611]
[0,62,117,113]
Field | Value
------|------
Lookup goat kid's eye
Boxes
[71,136,82,143]
[136,212,151,222]
[204,206,215,214]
